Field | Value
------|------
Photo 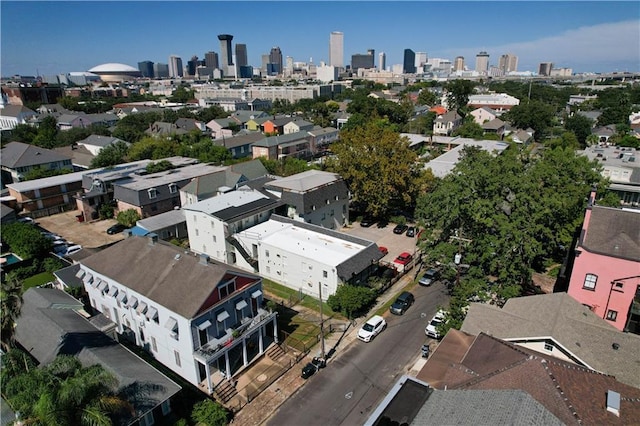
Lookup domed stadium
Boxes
[87,63,142,82]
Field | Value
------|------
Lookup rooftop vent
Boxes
[147,233,158,246]
[199,253,210,265]
[612,343,620,350]
[606,390,621,416]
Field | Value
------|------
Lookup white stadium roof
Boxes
[88,63,139,73]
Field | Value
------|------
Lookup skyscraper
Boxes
[378,52,386,71]
[218,34,234,76]
[499,53,518,73]
[168,55,183,78]
[269,47,283,75]
[187,56,199,77]
[204,51,219,70]
[475,51,490,74]
[351,50,375,72]
[329,31,344,68]
[403,49,416,74]
[235,44,248,67]
[538,62,554,76]
[137,61,154,78]
[453,56,465,72]
[415,52,428,70]
[153,63,169,78]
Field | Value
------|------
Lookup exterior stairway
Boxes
[215,379,238,403]
[226,235,259,270]
[265,343,286,363]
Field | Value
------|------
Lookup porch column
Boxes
[242,338,248,366]
[205,362,212,393]
[225,352,230,379]
[273,316,279,343]
[258,329,264,353]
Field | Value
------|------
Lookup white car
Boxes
[64,245,83,256]
[425,310,446,339]
[357,315,386,342]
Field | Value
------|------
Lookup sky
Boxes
[1,1,639,77]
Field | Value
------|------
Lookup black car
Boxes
[106,223,128,235]
[301,357,326,379]
[360,217,375,227]
[406,226,416,237]
[389,291,415,315]
[393,224,408,234]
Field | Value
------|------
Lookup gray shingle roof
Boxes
[252,132,309,148]
[1,141,71,168]
[581,206,640,261]
[0,104,37,118]
[460,293,640,388]
[80,236,260,318]
[78,134,126,147]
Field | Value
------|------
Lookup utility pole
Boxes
[318,282,325,359]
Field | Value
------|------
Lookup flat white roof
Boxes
[239,219,367,267]
[183,187,268,215]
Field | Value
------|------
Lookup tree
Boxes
[565,114,594,146]
[327,285,377,319]
[145,159,175,174]
[545,132,580,150]
[325,121,434,217]
[90,141,130,168]
[417,89,438,106]
[191,399,229,426]
[170,85,195,103]
[128,136,179,160]
[1,278,24,352]
[257,156,314,177]
[1,222,52,259]
[6,123,38,144]
[445,80,476,113]
[22,166,73,181]
[112,111,162,143]
[452,116,484,139]
[116,209,141,227]
[502,100,556,141]
[32,116,59,149]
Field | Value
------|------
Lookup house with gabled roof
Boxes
[230,110,269,128]
[307,126,339,154]
[261,117,294,135]
[211,131,264,159]
[1,141,73,184]
[175,117,208,134]
[56,113,119,130]
[234,215,383,298]
[283,119,314,135]
[52,144,96,170]
[206,117,236,140]
[482,117,506,138]
[567,192,640,333]
[15,287,182,426]
[460,292,640,389]
[78,234,278,396]
[433,110,462,136]
[145,121,189,138]
[0,104,37,131]
[251,131,311,160]
[76,134,128,156]
[469,106,498,125]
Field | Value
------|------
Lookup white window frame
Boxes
[148,188,158,199]
[583,273,597,290]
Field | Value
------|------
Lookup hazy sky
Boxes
[2,1,639,76]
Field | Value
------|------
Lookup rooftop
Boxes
[582,205,640,261]
[265,170,342,192]
[424,138,509,178]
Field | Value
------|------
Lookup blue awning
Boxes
[130,226,149,237]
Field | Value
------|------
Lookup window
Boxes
[323,270,328,278]
[141,411,155,426]
[211,220,215,229]
[161,400,171,416]
[606,310,618,321]
[614,282,624,289]
[151,336,157,352]
[583,274,597,290]
[195,229,199,237]
[174,350,181,367]
[148,188,158,199]
[265,250,270,257]
[544,342,553,351]
[168,183,177,194]
[219,280,236,299]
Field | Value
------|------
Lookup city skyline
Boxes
[1,1,639,77]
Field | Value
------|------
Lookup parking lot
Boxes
[339,219,420,264]
[34,210,125,250]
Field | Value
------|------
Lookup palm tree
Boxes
[1,278,24,352]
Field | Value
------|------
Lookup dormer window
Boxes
[148,188,158,199]
[168,183,177,194]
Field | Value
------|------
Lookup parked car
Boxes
[378,246,389,256]
[390,291,415,315]
[418,268,440,286]
[106,223,128,235]
[406,226,416,237]
[301,356,326,379]
[358,315,387,342]
[425,310,446,339]
[64,245,83,256]
[360,217,375,227]
[17,217,35,225]
[393,224,408,234]
[394,252,413,266]
[41,232,64,242]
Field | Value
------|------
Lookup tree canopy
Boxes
[1,222,52,259]
[502,100,556,141]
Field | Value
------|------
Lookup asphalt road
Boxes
[268,282,449,426]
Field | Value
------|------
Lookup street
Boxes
[268,282,449,426]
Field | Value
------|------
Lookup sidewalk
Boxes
[230,272,415,425]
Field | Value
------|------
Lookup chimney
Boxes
[123,229,133,238]
[199,253,210,265]
[606,390,620,417]
[147,233,158,246]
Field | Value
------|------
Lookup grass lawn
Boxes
[22,272,55,291]
[262,279,342,319]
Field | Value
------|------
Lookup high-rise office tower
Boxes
[499,53,518,73]
[269,47,283,75]
[285,56,294,76]
[329,31,344,68]
[137,61,154,78]
[153,63,169,78]
[378,52,386,71]
[218,34,234,76]
[453,56,465,72]
[538,62,554,76]
[261,54,270,75]
[403,49,416,74]
[235,43,248,67]
[415,52,428,70]
[187,56,199,76]
[204,51,219,70]
[168,55,183,78]
[475,51,490,74]
[351,50,375,71]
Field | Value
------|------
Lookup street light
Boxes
[454,253,462,287]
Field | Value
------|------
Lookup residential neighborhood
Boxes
[1,10,640,426]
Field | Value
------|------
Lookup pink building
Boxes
[567,193,640,334]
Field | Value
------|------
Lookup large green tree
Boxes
[1,222,52,259]
[565,113,594,146]
[191,399,229,426]
[90,141,130,168]
[327,284,377,319]
[1,279,24,352]
[325,121,434,217]
[502,100,556,141]
[445,80,476,114]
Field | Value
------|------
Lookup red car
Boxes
[394,252,413,265]
[378,246,389,256]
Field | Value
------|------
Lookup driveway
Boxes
[34,210,125,249]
